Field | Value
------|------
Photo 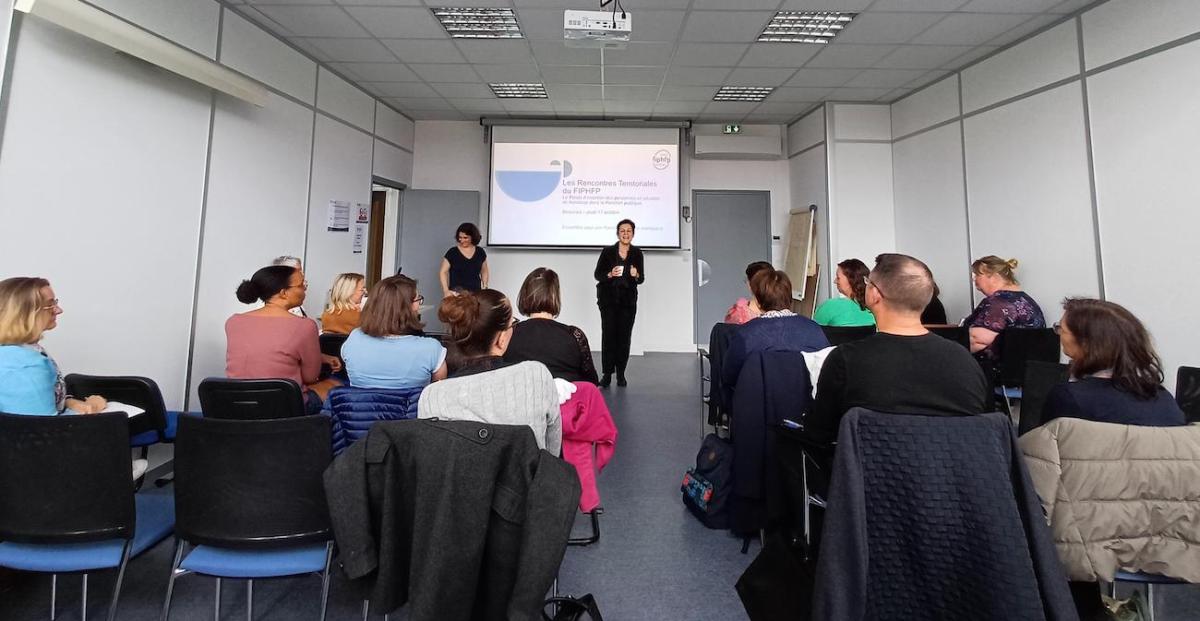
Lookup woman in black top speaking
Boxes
[594,219,644,387]
[440,222,489,297]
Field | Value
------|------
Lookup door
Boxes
[365,190,387,288]
[398,190,481,333]
[693,190,772,344]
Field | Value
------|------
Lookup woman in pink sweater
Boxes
[226,265,341,414]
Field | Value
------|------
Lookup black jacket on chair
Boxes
[812,409,1077,621]
[323,419,581,620]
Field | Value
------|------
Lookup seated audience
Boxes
[320,272,365,335]
[721,269,830,398]
[504,268,599,384]
[227,265,340,415]
[806,254,990,446]
[0,277,106,415]
[418,289,561,454]
[341,275,446,390]
[1043,297,1184,427]
[813,258,875,327]
[272,255,308,317]
[921,282,949,325]
[724,261,773,325]
[965,255,1045,370]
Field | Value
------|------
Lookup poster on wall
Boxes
[356,203,369,224]
[352,224,365,254]
[327,200,351,232]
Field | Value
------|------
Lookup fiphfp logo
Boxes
[652,149,671,170]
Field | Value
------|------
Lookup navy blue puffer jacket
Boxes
[328,385,422,455]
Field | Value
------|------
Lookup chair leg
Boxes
[1146,583,1155,621]
[50,574,57,621]
[246,579,253,621]
[160,540,186,621]
[106,542,132,621]
[214,578,222,621]
[81,573,88,621]
[318,542,333,621]
[361,600,369,621]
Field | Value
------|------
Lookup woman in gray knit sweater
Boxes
[417,289,562,454]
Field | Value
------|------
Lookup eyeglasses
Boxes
[863,276,885,298]
[40,298,61,311]
[287,280,308,290]
[414,294,425,305]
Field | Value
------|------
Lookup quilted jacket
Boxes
[328,385,422,455]
[1020,418,1200,582]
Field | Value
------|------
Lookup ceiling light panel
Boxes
[431,7,523,39]
[489,83,548,99]
[758,11,856,44]
[713,86,774,102]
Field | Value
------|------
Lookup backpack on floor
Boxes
[681,433,733,529]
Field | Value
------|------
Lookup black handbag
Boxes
[543,594,603,621]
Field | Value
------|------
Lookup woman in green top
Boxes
[813,258,876,327]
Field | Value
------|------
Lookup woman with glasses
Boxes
[1043,298,1184,427]
[813,258,876,327]
[0,277,108,415]
[320,272,366,335]
[340,275,447,390]
[594,219,644,387]
[227,265,341,414]
[439,222,489,298]
[964,255,1045,372]
[418,289,562,453]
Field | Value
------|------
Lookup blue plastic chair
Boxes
[1110,570,1188,621]
[0,412,175,621]
[162,414,335,621]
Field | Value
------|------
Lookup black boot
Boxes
[617,371,628,387]
[599,373,612,388]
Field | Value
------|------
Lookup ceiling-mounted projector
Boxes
[564,9,631,49]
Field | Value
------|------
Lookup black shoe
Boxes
[617,373,627,387]
[599,374,612,388]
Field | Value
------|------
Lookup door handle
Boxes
[697,259,711,288]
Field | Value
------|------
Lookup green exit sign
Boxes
[723,124,741,134]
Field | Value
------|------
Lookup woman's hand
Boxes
[630,266,639,279]
[67,395,108,414]
[322,354,343,372]
[609,266,622,278]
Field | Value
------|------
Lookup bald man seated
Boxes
[805,253,990,446]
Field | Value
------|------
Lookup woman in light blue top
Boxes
[341,275,447,390]
[0,277,107,415]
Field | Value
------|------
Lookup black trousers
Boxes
[599,303,637,375]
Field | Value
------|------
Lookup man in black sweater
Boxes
[805,254,990,446]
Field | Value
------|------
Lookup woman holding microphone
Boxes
[594,219,644,387]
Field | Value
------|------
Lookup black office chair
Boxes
[926,325,969,349]
[163,415,335,621]
[703,322,740,435]
[65,374,170,457]
[0,413,175,621]
[197,377,306,420]
[318,333,349,358]
[1175,366,1200,424]
[1016,361,1070,436]
[993,328,1061,413]
[820,325,875,346]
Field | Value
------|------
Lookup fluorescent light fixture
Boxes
[489,83,547,99]
[713,86,774,102]
[431,7,523,39]
[758,11,856,43]
[13,0,268,106]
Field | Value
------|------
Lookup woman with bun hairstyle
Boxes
[227,265,341,414]
[417,289,562,454]
[965,255,1046,367]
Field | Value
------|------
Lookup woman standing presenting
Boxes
[440,222,489,297]
[594,219,644,387]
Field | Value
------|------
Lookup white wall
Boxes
[826,103,895,277]
[786,107,829,301]
[0,1,415,409]
[888,0,1200,384]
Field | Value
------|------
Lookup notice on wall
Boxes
[327,200,351,232]
[352,224,365,254]
[356,203,370,224]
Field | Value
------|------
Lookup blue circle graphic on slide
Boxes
[496,160,571,202]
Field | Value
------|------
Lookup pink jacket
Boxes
[560,382,618,512]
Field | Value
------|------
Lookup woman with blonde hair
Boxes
[0,277,107,415]
[320,272,366,335]
[965,255,1045,368]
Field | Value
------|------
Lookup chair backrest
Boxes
[64,373,168,439]
[1176,366,1200,424]
[926,325,969,349]
[174,414,333,548]
[995,328,1060,387]
[707,322,740,411]
[328,385,422,455]
[820,325,876,347]
[198,377,306,420]
[0,413,135,543]
[1017,361,1070,436]
[318,333,349,358]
